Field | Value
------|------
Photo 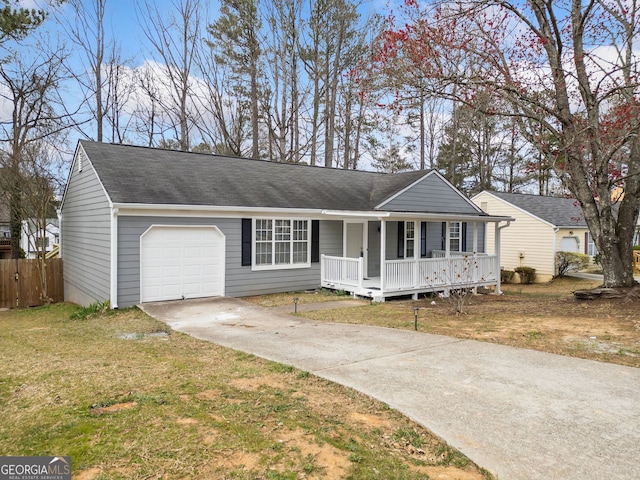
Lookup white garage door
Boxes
[560,236,579,253]
[140,225,225,303]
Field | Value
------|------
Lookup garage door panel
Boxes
[141,226,225,303]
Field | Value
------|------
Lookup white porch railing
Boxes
[321,255,363,289]
[431,250,489,258]
[322,254,498,295]
[415,255,497,290]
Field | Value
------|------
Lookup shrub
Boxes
[70,300,110,320]
[556,251,590,277]
[514,266,536,284]
[593,253,602,267]
[500,269,515,284]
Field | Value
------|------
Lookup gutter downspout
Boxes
[552,227,560,277]
[56,208,62,259]
[110,208,119,309]
[495,220,512,294]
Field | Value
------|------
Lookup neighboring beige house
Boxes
[472,191,593,282]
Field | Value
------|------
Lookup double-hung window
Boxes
[254,219,310,269]
[449,222,462,252]
[405,221,415,258]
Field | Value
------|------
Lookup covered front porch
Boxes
[319,212,511,301]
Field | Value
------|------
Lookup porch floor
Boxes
[334,277,462,302]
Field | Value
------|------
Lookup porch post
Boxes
[495,222,502,294]
[445,221,450,257]
[380,219,386,292]
[472,222,478,291]
[472,222,478,254]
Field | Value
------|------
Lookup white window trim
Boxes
[252,217,312,271]
[404,221,416,259]
[450,221,462,252]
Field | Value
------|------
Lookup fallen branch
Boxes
[573,286,640,302]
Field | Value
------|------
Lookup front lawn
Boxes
[246,277,640,368]
[0,304,492,480]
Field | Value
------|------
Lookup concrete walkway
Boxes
[140,297,640,480]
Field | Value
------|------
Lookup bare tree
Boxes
[262,0,306,163]
[16,140,65,303]
[380,0,640,288]
[103,54,135,143]
[0,39,70,259]
[194,43,251,156]
[137,0,203,151]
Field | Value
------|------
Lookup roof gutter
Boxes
[110,203,513,223]
[321,210,514,223]
[113,203,324,216]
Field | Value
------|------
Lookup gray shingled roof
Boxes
[81,141,453,213]
[488,191,586,227]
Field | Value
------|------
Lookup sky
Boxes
[11,0,395,172]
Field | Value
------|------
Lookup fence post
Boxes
[14,258,19,308]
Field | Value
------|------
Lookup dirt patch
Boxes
[278,428,351,479]
[90,401,137,415]
[230,374,289,391]
[413,465,487,480]
[176,417,198,425]
[196,389,223,400]
[348,411,393,430]
[75,467,102,480]
[212,450,262,472]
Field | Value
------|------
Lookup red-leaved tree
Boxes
[376,0,640,289]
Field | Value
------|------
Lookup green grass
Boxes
[0,303,492,480]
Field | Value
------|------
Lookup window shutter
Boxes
[585,232,588,254]
[462,222,467,252]
[311,220,320,263]
[420,222,427,258]
[241,218,252,266]
[397,221,404,258]
[441,222,446,250]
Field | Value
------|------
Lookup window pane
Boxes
[275,220,291,241]
[256,242,272,265]
[406,239,414,258]
[256,219,272,241]
[293,220,308,241]
[275,241,290,264]
[293,242,307,263]
[406,221,415,239]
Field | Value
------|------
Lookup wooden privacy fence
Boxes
[0,258,64,309]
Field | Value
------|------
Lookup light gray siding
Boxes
[385,221,400,260]
[380,173,479,214]
[60,155,111,306]
[117,217,343,308]
[425,222,443,256]
[423,221,486,255]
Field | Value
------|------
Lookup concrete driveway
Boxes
[140,297,640,480]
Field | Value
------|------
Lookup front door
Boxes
[345,221,367,277]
